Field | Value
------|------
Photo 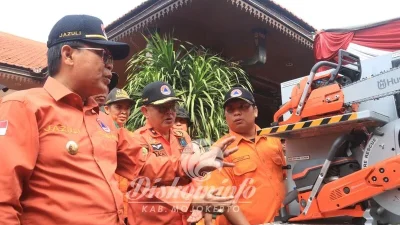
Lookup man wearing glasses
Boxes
[0,15,237,225]
[128,81,222,225]
[202,87,287,225]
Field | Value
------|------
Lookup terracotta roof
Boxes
[105,0,316,33]
[0,32,47,71]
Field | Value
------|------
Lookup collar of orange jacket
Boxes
[44,76,99,113]
[228,125,267,146]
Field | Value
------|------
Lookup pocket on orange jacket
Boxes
[233,161,257,176]
[271,154,283,166]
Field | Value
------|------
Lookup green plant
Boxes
[124,32,252,141]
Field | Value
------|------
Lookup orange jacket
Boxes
[202,126,287,225]
[0,77,190,225]
[127,123,197,225]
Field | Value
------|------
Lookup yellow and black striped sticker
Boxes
[258,112,358,136]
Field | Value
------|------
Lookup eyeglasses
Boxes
[74,47,113,65]
[150,102,179,114]
[225,102,253,114]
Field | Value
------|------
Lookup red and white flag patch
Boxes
[0,120,8,136]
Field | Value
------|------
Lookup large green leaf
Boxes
[124,32,252,141]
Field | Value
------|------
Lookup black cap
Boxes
[108,72,119,92]
[176,106,192,126]
[105,88,134,105]
[141,81,182,105]
[176,107,190,119]
[223,87,255,108]
[47,15,130,60]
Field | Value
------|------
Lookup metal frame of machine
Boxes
[260,50,400,225]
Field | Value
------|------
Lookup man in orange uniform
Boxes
[104,87,134,129]
[128,81,224,225]
[203,87,287,225]
[0,15,237,225]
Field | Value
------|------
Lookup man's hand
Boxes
[186,209,203,223]
[190,189,234,211]
[181,136,238,178]
[204,135,238,167]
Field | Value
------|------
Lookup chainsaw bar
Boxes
[342,66,400,105]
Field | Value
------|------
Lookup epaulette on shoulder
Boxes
[148,127,158,136]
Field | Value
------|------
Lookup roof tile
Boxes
[0,32,47,71]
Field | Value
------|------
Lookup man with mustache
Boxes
[127,81,231,225]
[202,87,287,225]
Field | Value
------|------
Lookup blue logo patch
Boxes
[160,85,171,95]
[97,118,110,133]
[230,89,242,97]
[178,137,187,147]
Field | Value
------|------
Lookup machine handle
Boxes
[295,61,338,116]
[273,102,292,124]
[275,189,299,222]
[328,49,362,84]
[283,189,299,205]
[327,134,353,161]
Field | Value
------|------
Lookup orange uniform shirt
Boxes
[0,77,189,225]
[202,127,286,225]
[127,124,197,225]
